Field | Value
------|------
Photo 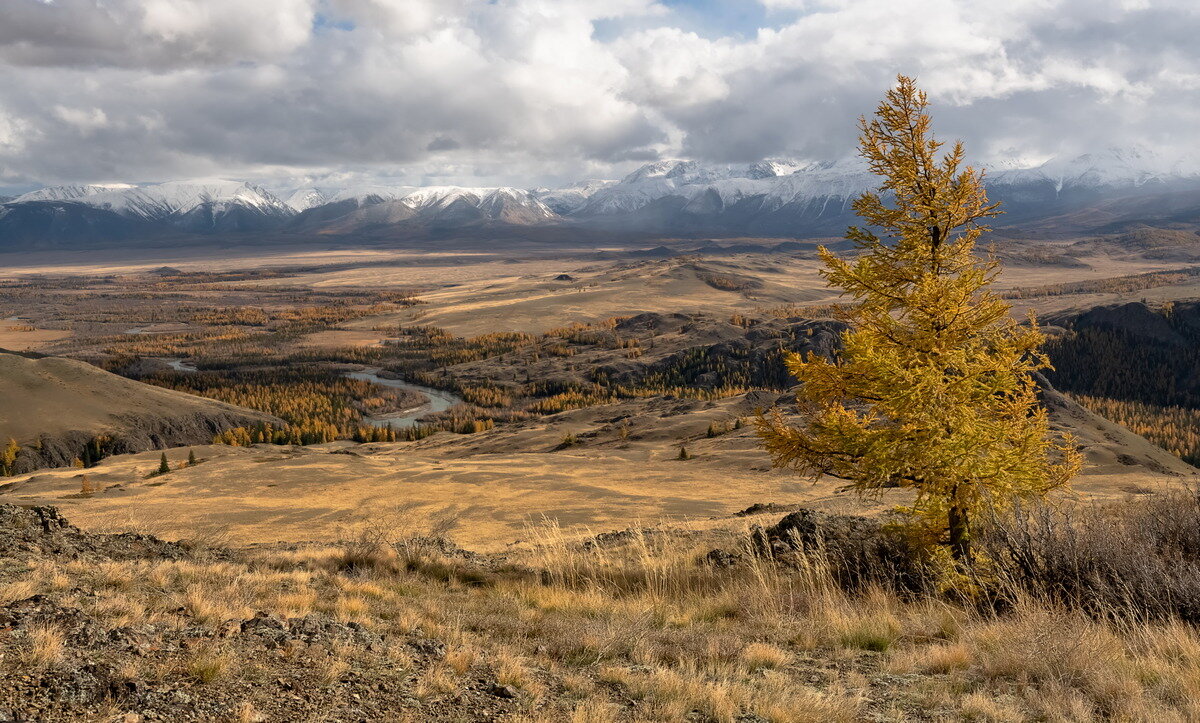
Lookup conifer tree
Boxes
[158,452,170,475]
[756,76,1080,562]
[187,449,197,466]
[0,438,18,476]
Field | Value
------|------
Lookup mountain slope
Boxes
[0,351,280,473]
[0,201,169,249]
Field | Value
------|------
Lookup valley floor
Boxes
[5,242,1200,719]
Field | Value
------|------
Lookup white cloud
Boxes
[0,0,1197,189]
[52,105,109,136]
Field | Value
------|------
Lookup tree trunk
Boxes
[948,503,971,564]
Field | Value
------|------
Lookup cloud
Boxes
[0,0,317,69]
[0,0,1197,191]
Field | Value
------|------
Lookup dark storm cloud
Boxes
[0,0,1197,190]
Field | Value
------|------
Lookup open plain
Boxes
[4,237,1200,722]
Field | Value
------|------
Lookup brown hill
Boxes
[0,351,280,473]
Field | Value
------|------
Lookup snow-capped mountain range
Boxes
[3,147,1200,247]
[8,179,292,235]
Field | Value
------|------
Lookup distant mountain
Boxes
[566,158,873,236]
[0,200,166,248]
[563,148,1200,237]
[532,180,618,215]
[986,147,1200,229]
[5,147,1200,248]
[283,187,328,212]
[14,183,137,202]
[5,179,293,240]
[290,186,557,234]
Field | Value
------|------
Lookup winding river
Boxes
[153,359,462,428]
[341,368,463,428]
[163,358,198,372]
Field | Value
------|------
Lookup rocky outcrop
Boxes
[9,408,277,474]
[754,508,930,592]
[598,313,847,389]
[1072,302,1187,346]
[0,504,189,561]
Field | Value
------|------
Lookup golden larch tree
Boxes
[756,76,1080,562]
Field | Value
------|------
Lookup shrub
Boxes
[978,493,1200,622]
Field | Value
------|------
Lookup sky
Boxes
[1,0,1198,194]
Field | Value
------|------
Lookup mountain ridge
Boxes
[5,148,1200,248]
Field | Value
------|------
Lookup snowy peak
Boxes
[619,158,806,185]
[532,179,617,214]
[9,146,1200,245]
[15,179,289,218]
[579,156,870,218]
[282,183,562,233]
[295,185,557,221]
[325,185,416,206]
[143,179,287,214]
[15,183,136,203]
[7,179,295,235]
[621,160,688,184]
[408,186,553,218]
[474,187,557,223]
[989,147,1200,191]
[283,188,328,212]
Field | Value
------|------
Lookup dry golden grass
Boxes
[20,622,65,669]
[185,644,235,684]
[569,699,621,723]
[318,655,350,686]
[5,517,1200,720]
[414,664,458,700]
[445,645,477,675]
[739,642,792,671]
[234,701,266,723]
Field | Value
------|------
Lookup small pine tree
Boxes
[157,452,170,475]
[677,446,690,460]
[0,438,18,476]
[187,449,197,467]
[756,76,1080,563]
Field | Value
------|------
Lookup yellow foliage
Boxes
[756,76,1079,561]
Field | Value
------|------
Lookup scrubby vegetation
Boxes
[8,497,1200,721]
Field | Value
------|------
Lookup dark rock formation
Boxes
[0,504,189,561]
[755,508,930,592]
[11,408,278,474]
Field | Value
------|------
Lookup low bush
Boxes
[978,492,1200,622]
